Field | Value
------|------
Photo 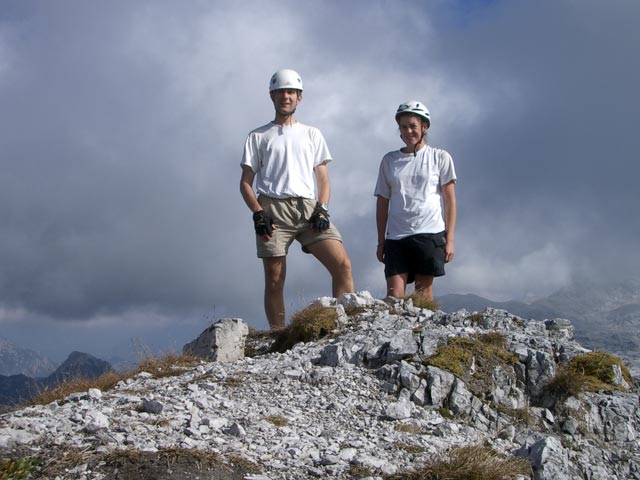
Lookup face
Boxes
[398,114,428,147]
[270,88,302,115]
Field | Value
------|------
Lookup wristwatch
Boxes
[317,203,329,212]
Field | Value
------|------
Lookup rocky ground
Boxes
[1,292,639,479]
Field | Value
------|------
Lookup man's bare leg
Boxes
[263,256,287,330]
[305,240,354,297]
[414,274,435,301]
[386,273,408,298]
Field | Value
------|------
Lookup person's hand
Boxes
[376,243,385,263]
[253,211,275,240]
[309,206,330,231]
[444,241,455,263]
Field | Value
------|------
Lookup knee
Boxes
[336,256,352,278]
[265,274,285,292]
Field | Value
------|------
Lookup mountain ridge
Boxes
[437,277,640,374]
[0,292,638,479]
[0,351,112,407]
[0,336,55,378]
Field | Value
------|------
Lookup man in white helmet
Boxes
[374,100,457,302]
[240,69,354,330]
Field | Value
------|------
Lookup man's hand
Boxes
[253,211,275,238]
[309,206,330,231]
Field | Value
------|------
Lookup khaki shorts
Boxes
[256,195,343,258]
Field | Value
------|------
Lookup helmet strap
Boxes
[413,129,427,156]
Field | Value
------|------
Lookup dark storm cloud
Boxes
[1,0,638,357]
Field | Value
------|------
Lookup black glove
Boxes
[253,210,274,236]
[309,206,330,231]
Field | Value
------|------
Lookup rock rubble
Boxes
[1,291,639,479]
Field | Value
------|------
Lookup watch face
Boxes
[320,204,329,212]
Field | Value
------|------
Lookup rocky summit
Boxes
[1,292,639,479]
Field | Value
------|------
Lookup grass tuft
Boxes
[135,353,202,378]
[544,351,632,400]
[425,333,518,400]
[29,371,123,406]
[394,423,423,434]
[386,445,531,480]
[262,415,289,427]
[0,457,39,479]
[270,304,338,353]
[406,294,439,311]
[569,351,632,387]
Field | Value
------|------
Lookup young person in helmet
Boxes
[374,100,457,302]
[240,69,354,330]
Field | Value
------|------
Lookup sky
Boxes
[1,0,639,363]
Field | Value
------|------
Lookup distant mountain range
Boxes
[0,351,112,407]
[2,277,639,408]
[438,277,640,374]
[0,336,56,377]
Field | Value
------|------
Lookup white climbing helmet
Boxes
[269,69,304,92]
[395,100,430,127]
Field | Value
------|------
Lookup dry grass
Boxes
[394,423,423,434]
[543,365,589,399]
[406,294,439,311]
[425,333,518,401]
[544,351,632,400]
[569,351,632,387]
[343,305,367,317]
[395,442,425,454]
[262,415,289,427]
[28,371,124,406]
[426,334,517,377]
[385,445,531,480]
[225,454,262,475]
[349,464,374,478]
[135,353,202,378]
[28,353,202,407]
[270,304,338,353]
[103,447,221,466]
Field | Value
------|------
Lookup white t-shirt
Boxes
[374,144,457,240]
[241,122,332,199]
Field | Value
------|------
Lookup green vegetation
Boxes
[569,351,632,387]
[270,304,339,353]
[385,445,531,480]
[439,407,455,419]
[544,351,632,400]
[0,457,38,480]
[425,333,518,399]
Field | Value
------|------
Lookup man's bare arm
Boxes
[240,165,262,213]
[313,162,331,205]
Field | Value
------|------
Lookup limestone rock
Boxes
[183,318,249,362]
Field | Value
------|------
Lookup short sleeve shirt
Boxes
[241,122,332,199]
[374,145,456,240]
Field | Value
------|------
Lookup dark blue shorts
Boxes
[384,232,447,283]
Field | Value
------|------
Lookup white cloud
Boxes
[448,243,572,302]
